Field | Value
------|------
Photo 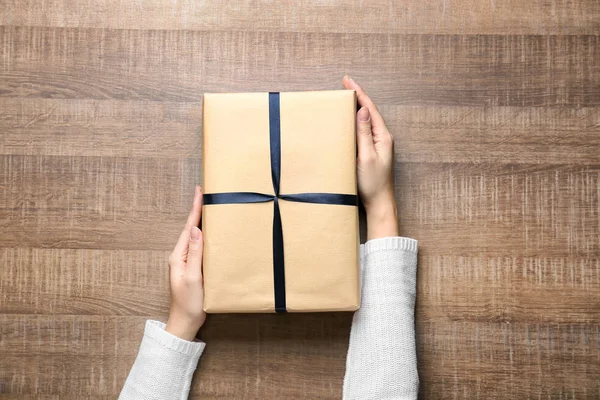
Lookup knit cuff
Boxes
[361,236,418,258]
[144,320,206,358]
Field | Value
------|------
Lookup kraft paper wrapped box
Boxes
[202,90,359,313]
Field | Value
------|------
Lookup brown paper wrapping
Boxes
[202,90,359,313]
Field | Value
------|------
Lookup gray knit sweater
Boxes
[120,236,418,399]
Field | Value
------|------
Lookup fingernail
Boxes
[190,226,201,241]
[358,107,370,122]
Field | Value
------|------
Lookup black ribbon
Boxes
[204,92,358,313]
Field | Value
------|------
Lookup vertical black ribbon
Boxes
[269,93,286,312]
[203,92,358,313]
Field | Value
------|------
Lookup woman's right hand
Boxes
[342,76,399,240]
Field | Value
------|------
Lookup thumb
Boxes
[187,226,203,277]
[356,107,375,160]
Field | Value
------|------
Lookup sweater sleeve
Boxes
[119,320,205,400]
[343,236,419,400]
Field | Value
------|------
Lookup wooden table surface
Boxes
[1,1,599,399]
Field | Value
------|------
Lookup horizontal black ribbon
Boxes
[204,92,358,313]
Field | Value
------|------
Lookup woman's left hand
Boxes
[165,185,207,341]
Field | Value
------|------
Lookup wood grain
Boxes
[1,28,599,107]
[2,100,599,164]
[398,164,600,256]
[1,1,599,399]
[0,248,170,315]
[389,106,600,164]
[0,314,352,398]
[1,0,599,35]
[417,322,600,398]
[417,255,600,323]
[0,99,203,158]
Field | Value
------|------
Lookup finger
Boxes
[356,107,375,160]
[342,75,386,131]
[173,185,202,257]
[342,74,353,90]
[187,226,203,277]
[185,185,203,227]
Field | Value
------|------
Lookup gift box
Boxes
[202,90,359,313]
